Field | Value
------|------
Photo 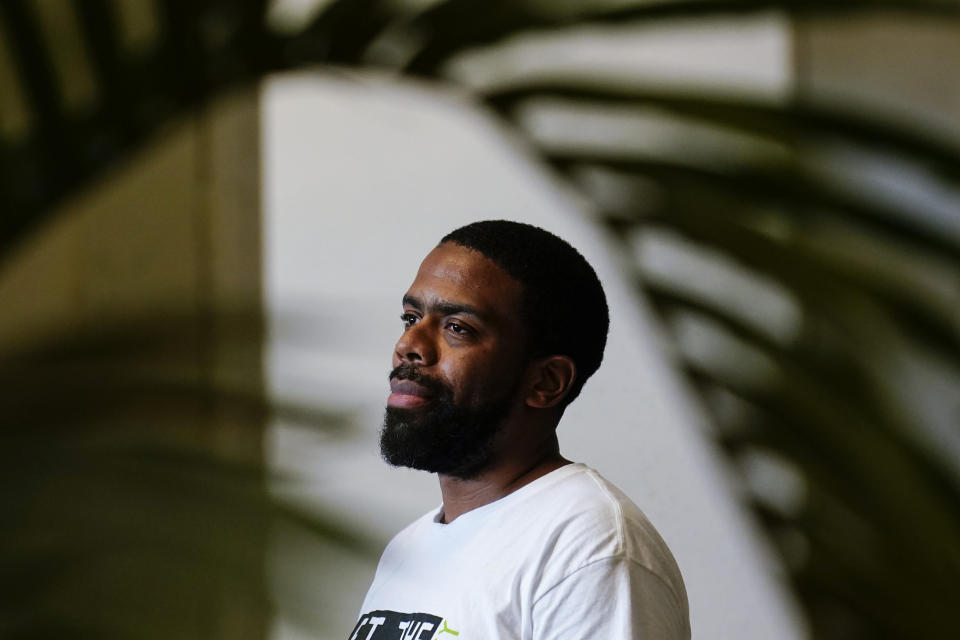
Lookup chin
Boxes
[379,395,510,479]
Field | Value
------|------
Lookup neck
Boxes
[436,431,570,523]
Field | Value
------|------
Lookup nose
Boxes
[394,320,438,366]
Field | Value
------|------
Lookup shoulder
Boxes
[532,465,687,607]
[532,554,691,639]
[376,506,441,561]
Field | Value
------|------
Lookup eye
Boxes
[400,312,419,328]
[446,321,469,335]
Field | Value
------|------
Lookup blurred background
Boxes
[1,1,958,639]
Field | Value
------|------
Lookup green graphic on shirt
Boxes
[437,619,459,636]
[349,610,454,640]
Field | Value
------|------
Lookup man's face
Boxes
[380,242,529,478]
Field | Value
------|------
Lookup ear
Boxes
[524,356,577,409]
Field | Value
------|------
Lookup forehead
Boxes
[407,242,523,317]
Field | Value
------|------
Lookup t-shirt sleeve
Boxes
[531,556,690,640]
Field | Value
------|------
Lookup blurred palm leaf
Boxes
[0,310,378,639]
[2,1,959,639]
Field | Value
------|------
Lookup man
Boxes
[350,220,689,639]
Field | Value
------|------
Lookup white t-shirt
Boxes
[350,463,690,639]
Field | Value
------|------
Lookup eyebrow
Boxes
[403,294,486,320]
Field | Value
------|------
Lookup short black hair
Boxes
[441,220,608,405]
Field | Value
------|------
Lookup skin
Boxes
[391,242,579,523]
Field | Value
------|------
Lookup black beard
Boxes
[380,364,516,479]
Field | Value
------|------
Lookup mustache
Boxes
[389,364,449,397]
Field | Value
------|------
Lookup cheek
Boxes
[443,352,523,406]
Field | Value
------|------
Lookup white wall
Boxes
[262,68,806,639]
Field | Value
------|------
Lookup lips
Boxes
[388,378,433,409]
